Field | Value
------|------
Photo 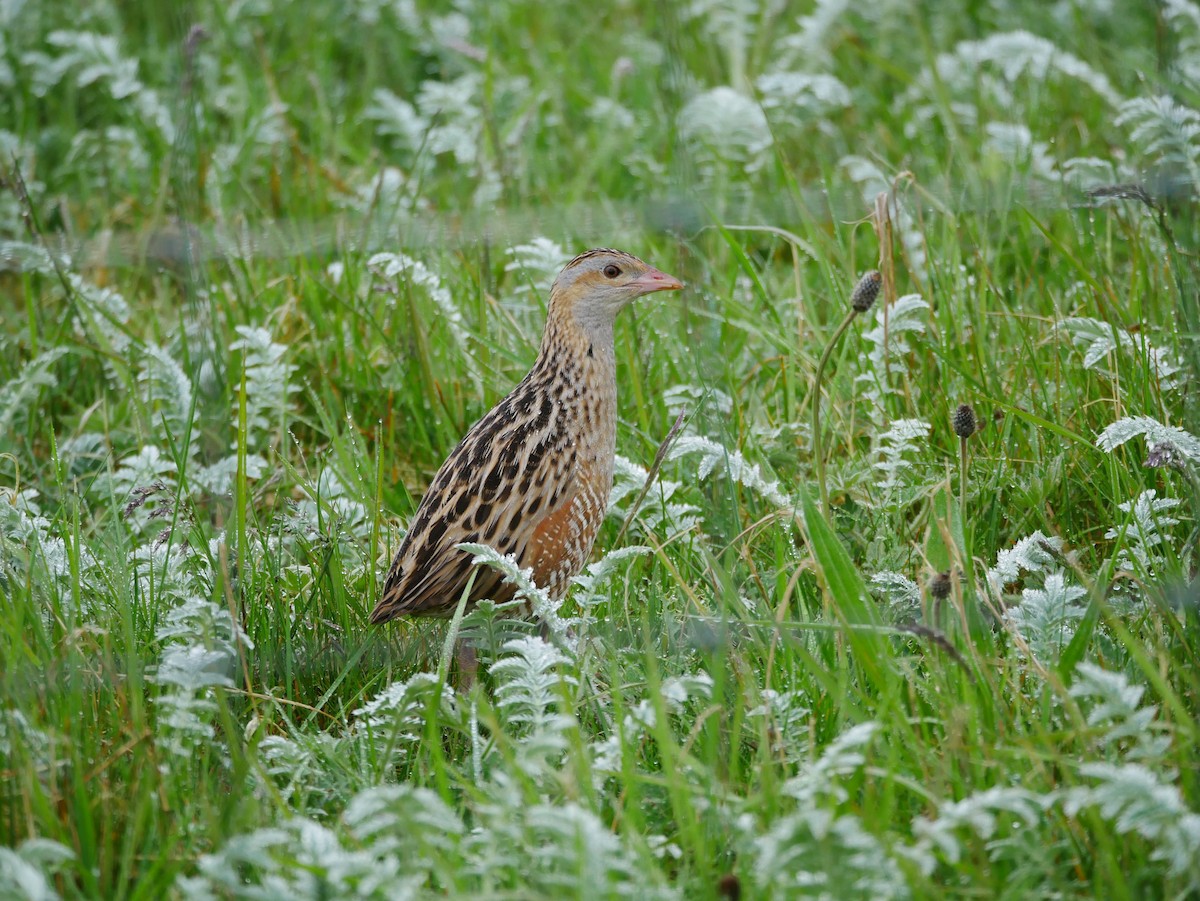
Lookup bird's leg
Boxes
[455,639,478,693]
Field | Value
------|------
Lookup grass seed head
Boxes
[123,481,169,519]
[953,404,978,439]
[850,269,883,313]
[929,570,953,600]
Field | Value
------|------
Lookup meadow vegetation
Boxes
[2,0,1199,897]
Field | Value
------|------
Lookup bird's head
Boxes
[547,248,683,336]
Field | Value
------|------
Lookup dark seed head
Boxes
[929,570,952,600]
[953,404,978,439]
[716,874,741,901]
[850,270,882,313]
[123,481,169,519]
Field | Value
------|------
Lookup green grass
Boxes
[2,0,1200,898]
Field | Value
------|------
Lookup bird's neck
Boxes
[537,310,618,380]
[535,310,619,469]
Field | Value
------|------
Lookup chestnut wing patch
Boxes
[371,381,575,622]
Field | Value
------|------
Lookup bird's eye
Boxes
[603,264,621,279]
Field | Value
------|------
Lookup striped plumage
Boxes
[371,249,683,625]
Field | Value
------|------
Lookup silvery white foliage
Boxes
[69,276,132,377]
[57,432,107,479]
[368,251,470,348]
[368,73,490,169]
[873,419,932,497]
[256,732,371,815]
[609,455,702,540]
[353,672,459,744]
[348,0,472,57]
[1104,489,1183,575]
[1062,764,1200,885]
[0,708,63,789]
[987,531,1064,595]
[347,0,420,30]
[456,598,539,672]
[0,839,74,901]
[504,237,569,298]
[130,533,214,609]
[490,636,577,771]
[645,834,683,861]
[677,87,773,173]
[746,688,812,763]
[0,488,94,584]
[343,784,464,863]
[906,787,1048,873]
[904,30,1120,111]
[191,453,269,497]
[1058,318,1184,392]
[0,237,56,276]
[151,580,250,759]
[491,636,575,725]
[341,167,424,215]
[181,817,423,900]
[25,30,138,96]
[21,31,173,139]
[1069,662,1172,762]
[778,0,853,68]
[588,730,625,784]
[841,157,928,281]
[1052,0,1115,13]
[661,383,733,419]
[570,544,652,607]
[66,126,149,185]
[591,671,714,784]
[0,488,46,543]
[458,543,577,649]
[983,122,1059,180]
[472,160,504,209]
[424,10,472,54]
[783,721,878,806]
[286,467,372,547]
[465,789,678,900]
[416,74,485,165]
[1115,95,1200,176]
[587,96,637,130]
[1003,572,1087,667]
[1061,155,1129,191]
[756,72,851,123]
[1163,0,1200,90]
[139,343,194,451]
[154,643,234,755]
[683,0,770,45]
[661,672,715,712]
[752,808,909,900]
[749,720,905,898]
[365,87,426,149]
[96,446,177,518]
[668,435,793,509]
[1097,416,1200,463]
[230,325,298,445]
[854,293,931,423]
[869,571,922,618]
[0,347,69,435]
